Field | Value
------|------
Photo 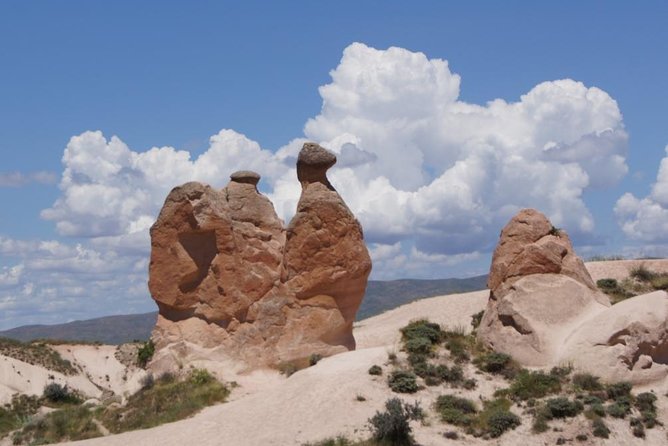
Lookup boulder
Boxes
[478,209,610,366]
[560,291,668,384]
[148,145,372,371]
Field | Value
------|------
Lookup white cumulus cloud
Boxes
[615,145,668,243]
[0,42,633,328]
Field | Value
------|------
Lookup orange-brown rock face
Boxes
[148,143,371,370]
[478,209,609,366]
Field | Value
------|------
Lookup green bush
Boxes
[136,339,155,368]
[634,392,657,413]
[189,368,214,385]
[606,381,632,400]
[400,320,443,344]
[434,395,477,426]
[472,398,520,438]
[0,394,40,438]
[650,274,668,290]
[368,398,423,446]
[475,352,512,374]
[404,337,433,356]
[388,371,419,394]
[606,399,632,418]
[507,370,561,400]
[630,417,645,438]
[591,417,610,438]
[545,397,583,418]
[470,311,484,330]
[43,383,81,405]
[596,278,618,289]
[572,373,603,391]
[368,365,382,376]
[630,264,656,282]
[309,354,323,366]
[486,410,521,438]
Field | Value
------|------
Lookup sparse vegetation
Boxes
[434,395,477,426]
[505,370,561,401]
[572,373,603,391]
[309,353,323,366]
[136,339,155,368]
[42,383,82,405]
[0,394,40,438]
[368,365,382,376]
[0,337,77,375]
[597,265,668,303]
[470,311,484,330]
[100,369,228,433]
[474,352,519,378]
[12,405,101,445]
[387,370,418,394]
[368,398,423,446]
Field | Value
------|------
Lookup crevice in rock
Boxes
[499,314,532,335]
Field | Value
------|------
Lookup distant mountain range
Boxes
[0,275,487,344]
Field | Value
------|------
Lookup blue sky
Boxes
[1,1,667,329]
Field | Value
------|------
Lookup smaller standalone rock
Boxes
[230,170,261,185]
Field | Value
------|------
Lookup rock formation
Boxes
[148,143,372,371]
[479,208,668,384]
[478,209,610,366]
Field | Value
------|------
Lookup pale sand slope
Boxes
[586,259,668,282]
[0,345,146,405]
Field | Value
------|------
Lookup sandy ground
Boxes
[586,259,668,282]
[1,258,666,445]
[0,345,146,405]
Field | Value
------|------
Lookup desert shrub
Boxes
[630,264,656,282]
[101,369,229,433]
[0,394,41,438]
[388,371,419,394]
[572,373,603,391]
[634,392,657,413]
[443,431,458,440]
[606,399,632,418]
[404,337,432,356]
[434,395,477,426]
[596,278,618,289]
[545,397,583,418]
[309,354,323,366]
[278,361,299,377]
[136,339,155,368]
[630,417,645,438]
[443,334,470,363]
[301,436,355,446]
[13,405,101,444]
[190,368,214,385]
[440,365,464,384]
[368,365,382,376]
[548,226,561,236]
[470,311,484,330]
[475,352,513,375]
[591,417,610,438]
[140,373,155,390]
[42,383,81,405]
[605,381,632,400]
[549,365,572,378]
[507,370,561,400]
[463,378,477,390]
[486,409,521,438]
[400,320,443,344]
[650,274,668,290]
[368,398,423,446]
[471,398,520,438]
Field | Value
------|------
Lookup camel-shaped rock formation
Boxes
[148,143,371,370]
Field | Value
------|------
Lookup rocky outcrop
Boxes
[479,208,668,384]
[478,209,610,366]
[560,290,668,384]
[148,143,371,371]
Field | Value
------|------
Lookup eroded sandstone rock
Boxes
[148,146,371,371]
[478,209,610,366]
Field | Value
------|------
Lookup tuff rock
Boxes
[148,144,371,371]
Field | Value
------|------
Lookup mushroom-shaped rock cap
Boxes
[297,143,336,188]
[230,170,261,185]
